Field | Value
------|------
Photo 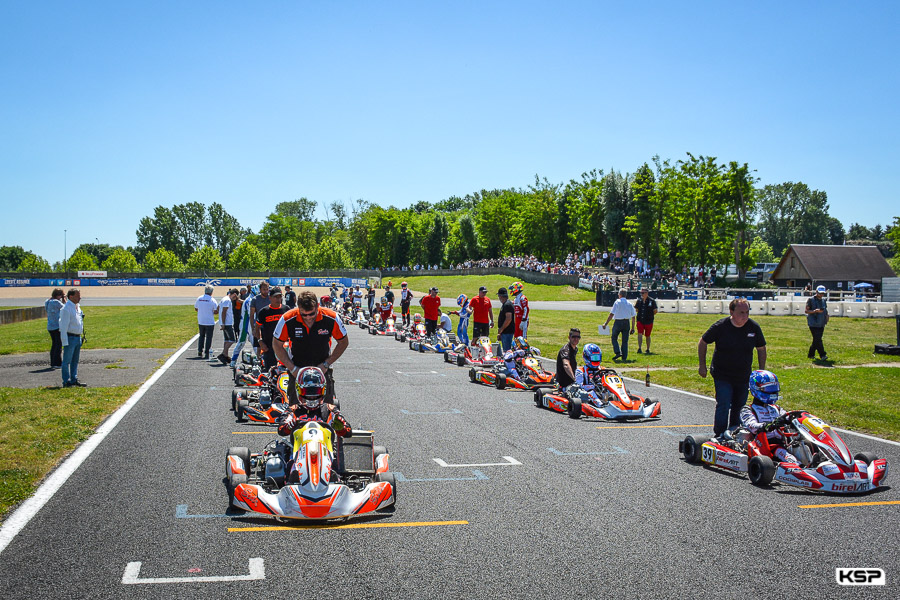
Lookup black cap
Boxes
[430,287,439,293]
[478,286,488,293]
[270,286,283,296]
[498,287,508,296]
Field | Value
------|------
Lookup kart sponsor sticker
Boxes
[801,416,825,436]
[701,443,716,464]
[830,481,870,493]
[820,464,840,476]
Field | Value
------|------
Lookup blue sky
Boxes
[2,1,897,263]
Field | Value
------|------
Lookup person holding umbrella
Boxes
[805,285,830,361]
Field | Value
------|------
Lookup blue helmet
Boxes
[583,343,602,370]
[250,284,260,295]
[749,370,780,404]
[457,293,468,307]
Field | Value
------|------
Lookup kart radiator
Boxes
[336,433,375,475]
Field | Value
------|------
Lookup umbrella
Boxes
[853,282,874,289]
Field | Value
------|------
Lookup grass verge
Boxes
[0,305,197,355]
[0,385,138,521]
[385,274,595,302]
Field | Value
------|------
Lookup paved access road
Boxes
[1,331,898,598]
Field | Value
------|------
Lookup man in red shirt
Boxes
[468,286,494,341]
[419,287,441,335]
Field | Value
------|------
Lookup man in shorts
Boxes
[634,288,658,354]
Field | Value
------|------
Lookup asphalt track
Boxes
[1,329,898,599]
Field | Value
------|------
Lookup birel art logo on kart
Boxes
[835,568,885,586]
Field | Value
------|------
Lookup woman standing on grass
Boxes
[45,288,65,369]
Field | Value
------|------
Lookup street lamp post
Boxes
[64,229,67,274]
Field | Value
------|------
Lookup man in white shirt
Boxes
[438,310,453,333]
[602,288,636,362]
[217,288,238,365]
[59,288,86,387]
[194,286,218,359]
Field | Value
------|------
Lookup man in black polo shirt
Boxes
[255,286,289,370]
[635,288,658,354]
[273,290,349,404]
[556,328,581,390]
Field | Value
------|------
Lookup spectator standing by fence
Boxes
[45,288,65,369]
[805,285,829,361]
[194,285,218,359]
[59,289,85,387]
[603,289,636,362]
[634,289,658,355]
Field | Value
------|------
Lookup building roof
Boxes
[774,244,895,281]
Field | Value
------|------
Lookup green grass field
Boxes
[385,274,595,301]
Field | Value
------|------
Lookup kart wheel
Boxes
[681,435,710,464]
[456,355,465,367]
[236,399,249,422]
[567,397,582,419]
[375,471,397,510]
[228,473,248,508]
[408,341,413,350]
[418,344,425,353]
[534,388,545,408]
[226,447,251,476]
[495,374,507,390]
[374,445,387,459]
[400,334,406,343]
[469,368,477,383]
[231,389,242,412]
[748,455,775,486]
[444,353,450,363]
[854,452,878,466]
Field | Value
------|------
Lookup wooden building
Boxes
[771,244,894,291]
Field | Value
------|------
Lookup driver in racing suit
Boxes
[501,336,535,381]
[278,367,351,438]
[573,343,605,403]
[509,282,530,338]
[739,370,798,462]
[229,285,258,369]
[378,296,394,326]
[449,293,471,349]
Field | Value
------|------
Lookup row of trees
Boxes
[3,153,897,276]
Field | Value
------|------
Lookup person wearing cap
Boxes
[284,285,297,309]
[194,285,218,359]
[496,287,515,352]
[255,286,289,370]
[469,286,494,341]
[217,288,239,365]
[509,282,530,338]
[419,287,442,335]
[634,288,658,354]
[804,285,830,361]
[399,282,414,327]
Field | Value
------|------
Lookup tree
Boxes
[65,249,99,271]
[623,164,655,259]
[425,213,448,266]
[310,238,352,269]
[227,241,267,271]
[748,236,776,264]
[603,171,632,253]
[756,182,832,255]
[206,202,248,259]
[847,222,870,240]
[185,246,225,271]
[101,248,139,272]
[276,198,317,222]
[143,248,184,272]
[269,240,310,271]
[75,243,115,266]
[329,201,348,230]
[722,161,758,279]
[17,253,51,273]
[827,217,845,245]
[0,246,27,271]
[136,206,182,258]
[172,202,210,260]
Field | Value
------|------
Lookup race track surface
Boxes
[1,330,898,598]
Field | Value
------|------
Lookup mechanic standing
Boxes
[555,328,581,392]
[469,286,494,341]
[217,288,238,365]
[256,286,289,370]
[805,285,829,361]
[399,282,414,327]
[419,287,442,335]
[634,288,658,354]
[698,298,767,441]
[273,290,349,405]
[509,282,530,338]
[602,288,636,362]
[496,287,515,352]
[194,285,218,359]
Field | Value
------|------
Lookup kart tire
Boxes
[456,355,465,367]
[534,388,545,408]
[408,341,414,351]
[375,471,397,510]
[231,388,243,412]
[418,344,425,353]
[748,455,775,486]
[568,397,582,419]
[469,368,477,383]
[236,399,249,422]
[369,328,376,335]
[496,374,507,390]
[226,447,251,477]
[400,334,407,343]
[374,445,387,460]
[444,353,450,363]
[228,473,248,508]
[854,452,878,466]
[681,435,710,464]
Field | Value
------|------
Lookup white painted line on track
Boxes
[122,557,265,584]
[0,334,200,557]
[433,456,522,467]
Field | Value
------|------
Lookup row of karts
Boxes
[226,350,396,521]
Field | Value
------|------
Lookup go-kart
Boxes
[409,328,456,353]
[367,313,397,336]
[470,353,555,390]
[226,421,397,520]
[396,321,426,343]
[346,300,368,325]
[232,368,291,423]
[679,410,888,493]
[444,336,502,367]
[534,369,660,420]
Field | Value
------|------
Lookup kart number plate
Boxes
[701,444,715,464]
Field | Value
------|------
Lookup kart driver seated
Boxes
[738,370,799,463]
[378,296,394,325]
[278,366,351,438]
[501,336,535,381]
[573,343,606,403]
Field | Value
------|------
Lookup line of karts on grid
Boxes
[221,301,890,523]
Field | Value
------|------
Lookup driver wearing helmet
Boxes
[509,282,530,338]
[501,336,533,380]
[574,343,604,400]
[378,296,394,323]
[449,293,471,349]
[278,367,351,438]
[738,370,798,462]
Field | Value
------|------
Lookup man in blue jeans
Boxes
[496,287,515,352]
[58,288,86,387]
[602,288,636,362]
[697,298,767,441]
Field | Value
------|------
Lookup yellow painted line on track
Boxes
[231,431,275,435]
[798,500,900,509]
[228,520,468,532]
[595,424,712,429]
